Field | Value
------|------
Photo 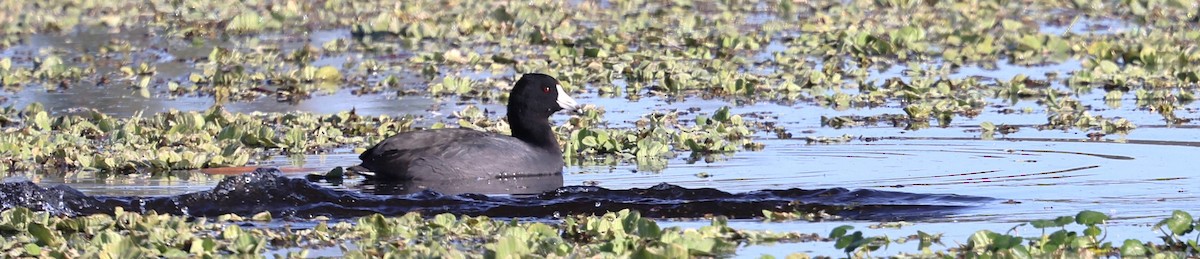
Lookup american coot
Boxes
[350,73,579,181]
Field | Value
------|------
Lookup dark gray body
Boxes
[356,128,565,181]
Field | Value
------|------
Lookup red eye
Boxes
[543,87,552,93]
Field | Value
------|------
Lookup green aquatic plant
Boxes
[0,100,773,175]
[558,106,769,171]
[835,210,1200,258]
[0,103,415,174]
[1,207,1200,257]
[762,209,838,223]
[2,0,1200,205]
[1042,95,1137,133]
[828,225,887,257]
[0,0,1198,143]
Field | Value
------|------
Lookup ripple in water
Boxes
[0,168,994,220]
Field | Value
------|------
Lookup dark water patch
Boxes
[1018,149,1135,160]
[0,179,126,216]
[0,168,993,221]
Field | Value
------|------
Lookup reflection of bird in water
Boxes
[367,174,565,196]
[302,166,564,196]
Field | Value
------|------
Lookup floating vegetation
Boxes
[445,104,773,171]
[0,0,1197,257]
[0,103,415,174]
[811,210,1200,258]
[0,207,820,258]
[1,206,1199,258]
[0,0,1192,140]
[559,106,768,171]
[1042,95,1138,133]
[0,102,772,174]
[805,134,856,144]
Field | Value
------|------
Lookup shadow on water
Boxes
[0,168,992,221]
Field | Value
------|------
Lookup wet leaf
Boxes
[835,231,863,251]
[161,248,188,258]
[32,111,51,131]
[315,66,341,82]
[1163,210,1193,235]
[1029,219,1060,229]
[99,231,143,259]
[1053,216,1074,226]
[1083,225,1102,237]
[1120,239,1147,256]
[434,213,456,228]
[1017,35,1042,52]
[1045,36,1070,54]
[916,231,937,251]
[28,223,59,247]
[1097,60,1120,74]
[582,136,598,147]
[138,76,151,89]
[967,230,993,249]
[492,233,530,258]
[188,237,216,254]
[1075,210,1108,225]
[980,122,995,132]
[829,225,853,239]
[23,243,41,256]
[227,12,264,33]
[251,211,271,222]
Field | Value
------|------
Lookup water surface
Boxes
[3,19,1196,257]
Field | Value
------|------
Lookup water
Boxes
[10,81,1199,257]
[1,84,438,117]
[0,167,991,220]
[3,18,1196,257]
[14,136,1198,256]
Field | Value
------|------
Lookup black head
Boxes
[508,73,578,118]
[506,73,579,151]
